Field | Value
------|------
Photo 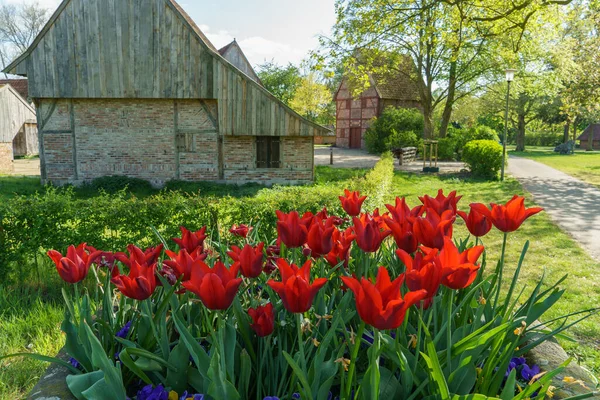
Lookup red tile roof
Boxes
[0,79,28,100]
[577,124,600,141]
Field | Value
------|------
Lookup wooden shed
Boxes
[2,0,328,186]
[0,84,38,173]
[577,124,600,150]
[334,59,421,149]
[218,40,263,86]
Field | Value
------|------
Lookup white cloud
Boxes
[199,24,305,67]
[238,36,305,67]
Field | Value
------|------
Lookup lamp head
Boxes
[505,69,517,82]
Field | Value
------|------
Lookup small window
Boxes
[256,136,281,168]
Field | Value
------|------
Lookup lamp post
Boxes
[500,69,516,181]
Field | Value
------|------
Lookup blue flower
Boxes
[263,397,280,400]
[179,391,204,400]
[521,364,540,381]
[69,357,81,369]
[116,321,132,339]
[136,384,169,400]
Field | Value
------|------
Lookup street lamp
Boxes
[500,68,517,181]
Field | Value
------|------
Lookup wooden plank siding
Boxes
[5,0,328,138]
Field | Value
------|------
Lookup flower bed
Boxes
[8,187,599,400]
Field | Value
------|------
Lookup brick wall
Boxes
[223,135,314,185]
[0,142,14,173]
[38,98,314,186]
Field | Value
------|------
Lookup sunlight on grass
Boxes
[390,172,600,378]
[511,147,600,188]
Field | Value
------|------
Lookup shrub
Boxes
[463,139,504,179]
[437,137,457,160]
[524,131,563,147]
[365,107,424,154]
[384,129,419,151]
[84,175,154,194]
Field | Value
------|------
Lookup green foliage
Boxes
[524,132,562,147]
[84,175,154,194]
[365,107,424,154]
[463,140,504,180]
[437,137,457,161]
[256,62,302,106]
[289,73,335,125]
[384,130,420,151]
[440,126,501,161]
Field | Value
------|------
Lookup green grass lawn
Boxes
[1,167,599,398]
[390,172,600,379]
[511,146,600,188]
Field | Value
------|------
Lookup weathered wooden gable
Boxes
[4,0,327,137]
[0,84,36,143]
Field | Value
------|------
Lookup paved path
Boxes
[508,155,600,260]
[314,146,466,173]
[13,158,40,176]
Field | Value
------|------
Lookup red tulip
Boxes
[438,238,484,290]
[306,218,335,257]
[413,210,454,249]
[339,189,367,217]
[419,189,462,215]
[47,244,102,284]
[316,207,346,226]
[325,227,356,268]
[230,224,252,238]
[86,246,119,277]
[470,196,543,233]
[248,303,275,337]
[227,243,265,278]
[163,248,207,281]
[276,210,309,248]
[341,266,428,330]
[115,244,164,268]
[111,260,158,300]
[383,216,418,254]
[267,259,327,313]
[457,205,493,238]
[182,261,242,310]
[385,197,423,222]
[264,245,281,274]
[352,213,391,253]
[396,247,442,308]
[173,226,207,254]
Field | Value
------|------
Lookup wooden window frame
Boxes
[256,136,281,169]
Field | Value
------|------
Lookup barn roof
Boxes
[0,78,28,100]
[334,55,420,102]
[218,40,263,86]
[577,124,600,141]
[2,0,329,136]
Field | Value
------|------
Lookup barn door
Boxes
[350,128,361,149]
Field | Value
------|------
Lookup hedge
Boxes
[462,140,504,180]
[0,157,395,284]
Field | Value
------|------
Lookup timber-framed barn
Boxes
[3,0,329,186]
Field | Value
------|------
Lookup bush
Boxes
[437,137,457,160]
[365,107,424,154]
[524,131,563,147]
[445,125,501,160]
[384,129,419,151]
[84,175,154,194]
[463,139,504,179]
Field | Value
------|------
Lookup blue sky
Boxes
[3,0,337,67]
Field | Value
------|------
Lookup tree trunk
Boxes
[515,114,526,151]
[563,120,570,143]
[421,100,434,139]
[439,61,457,138]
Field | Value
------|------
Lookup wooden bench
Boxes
[391,147,417,165]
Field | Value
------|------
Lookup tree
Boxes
[256,61,303,106]
[323,0,570,139]
[290,73,335,126]
[0,2,48,69]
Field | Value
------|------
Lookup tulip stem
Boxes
[446,289,454,371]
[297,313,307,371]
[493,233,508,309]
[346,320,365,399]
